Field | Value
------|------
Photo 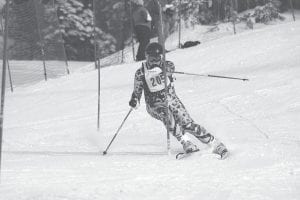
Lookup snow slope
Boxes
[1,15,300,200]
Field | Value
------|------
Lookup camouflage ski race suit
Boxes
[130,61,215,144]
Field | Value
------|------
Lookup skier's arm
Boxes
[129,69,144,108]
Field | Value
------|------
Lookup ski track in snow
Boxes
[1,13,300,200]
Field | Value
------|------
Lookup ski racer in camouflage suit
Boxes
[129,42,228,158]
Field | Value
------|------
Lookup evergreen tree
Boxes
[57,0,116,60]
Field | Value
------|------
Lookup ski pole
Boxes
[103,108,133,155]
[173,71,249,81]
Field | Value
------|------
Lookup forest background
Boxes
[0,0,299,61]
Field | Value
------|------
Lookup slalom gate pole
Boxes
[178,0,182,48]
[289,0,296,21]
[34,1,47,81]
[129,1,135,61]
[0,0,9,182]
[157,0,171,156]
[96,58,100,130]
[102,108,133,155]
[7,60,13,92]
[93,0,101,130]
[230,0,236,35]
[173,71,249,81]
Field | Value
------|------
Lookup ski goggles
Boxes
[147,55,161,63]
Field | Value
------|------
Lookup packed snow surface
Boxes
[1,15,300,200]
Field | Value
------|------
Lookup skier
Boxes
[128,42,228,158]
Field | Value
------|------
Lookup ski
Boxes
[175,149,200,160]
[176,149,230,160]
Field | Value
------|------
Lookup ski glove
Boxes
[129,97,139,109]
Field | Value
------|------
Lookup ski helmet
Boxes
[145,42,163,57]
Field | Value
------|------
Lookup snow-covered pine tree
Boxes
[57,0,116,61]
[252,0,285,24]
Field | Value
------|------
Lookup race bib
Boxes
[144,65,170,92]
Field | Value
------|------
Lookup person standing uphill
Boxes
[131,0,152,61]
[129,42,229,158]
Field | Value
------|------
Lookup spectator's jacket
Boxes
[132,5,152,29]
[146,0,172,19]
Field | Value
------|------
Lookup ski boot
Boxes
[181,140,198,153]
[210,138,229,159]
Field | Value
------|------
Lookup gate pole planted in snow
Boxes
[231,0,236,35]
[157,0,171,155]
[178,0,182,48]
[93,0,101,130]
[289,0,296,21]
[6,60,13,92]
[97,58,100,130]
[0,10,13,92]
[34,1,48,81]
[129,1,136,61]
[0,0,10,181]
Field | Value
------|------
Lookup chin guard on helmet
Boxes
[146,55,161,68]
